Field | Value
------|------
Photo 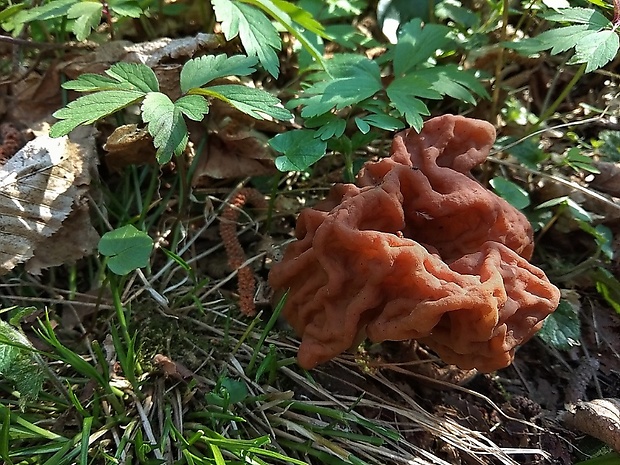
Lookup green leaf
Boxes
[538,300,581,350]
[305,114,347,140]
[67,1,102,41]
[394,19,451,76]
[175,95,209,121]
[194,84,292,121]
[569,29,619,72]
[269,0,326,36]
[62,73,127,92]
[489,177,531,209]
[592,267,620,314]
[50,90,145,137]
[293,55,382,117]
[0,320,44,409]
[106,62,159,93]
[242,0,327,68]
[220,377,249,404]
[108,0,143,18]
[386,83,430,131]
[141,92,189,163]
[16,0,74,22]
[180,54,258,93]
[543,7,610,27]
[357,113,405,132]
[98,225,154,275]
[415,65,488,104]
[212,0,281,77]
[270,129,327,171]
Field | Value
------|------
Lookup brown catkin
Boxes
[219,188,268,316]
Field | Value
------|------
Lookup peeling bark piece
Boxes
[561,398,620,453]
[0,126,99,274]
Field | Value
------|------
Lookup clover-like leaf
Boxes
[98,225,154,275]
[108,0,142,18]
[212,0,281,77]
[180,54,258,93]
[270,129,327,171]
[50,90,145,137]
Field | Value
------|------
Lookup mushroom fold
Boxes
[269,115,560,372]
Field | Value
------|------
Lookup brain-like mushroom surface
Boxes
[269,115,560,372]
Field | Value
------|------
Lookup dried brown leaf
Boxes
[0,126,99,274]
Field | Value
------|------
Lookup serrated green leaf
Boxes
[141,92,189,163]
[180,54,258,93]
[538,300,581,350]
[534,24,591,54]
[569,29,619,72]
[394,19,451,76]
[16,0,74,22]
[269,0,326,36]
[415,65,488,103]
[0,320,44,409]
[543,7,610,27]
[359,113,405,131]
[387,74,444,100]
[106,62,159,93]
[242,0,327,67]
[306,117,347,140]
[489,177,530,209]
[62,73,126,91]
[68,1,102,41]
[50,90,145,137]
[386,88,429,131]
[293,55,382,117]
[98,225,154,275]
[108,0,142,18]
[194,84,291,121]
[270,129,327,170]
[212,0,281,77]
[175,95,209,121]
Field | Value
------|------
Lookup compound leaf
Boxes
[212,0,281,77]
[270,129,327,171]
[180,54,258,93]
[293,54,382,117]
[99,225,154,275]
[50,90,145,137]
[141,92,189,163]
[394,19,451,76]
[570,29,619,72]
[196,84,292,121]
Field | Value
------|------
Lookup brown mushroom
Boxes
[269,115,560,372]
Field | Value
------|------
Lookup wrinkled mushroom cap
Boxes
[269,115,560,372]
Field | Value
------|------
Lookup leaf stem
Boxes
[531,62,586,131]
